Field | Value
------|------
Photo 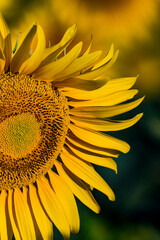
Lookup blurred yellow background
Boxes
[1,0,160,239]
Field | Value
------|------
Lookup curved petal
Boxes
[14,188,36,240]
[92,43,114,70]
[66,140,117,172]
[22,187,42,240]
[54,50,102,81]
[19,25,46,75]
[48,170,80,234]
[70,113,143,131]
[69,89,138,107]
[69,124,130,153]
[29,184,53,240]
[55,78,107,91]
[0,13,12,71]
[34,42,83,80]
[8,189,21,240]
[76,50,119,80]
[64,77,138,100]
[0,48,5,73]
[0,13,10,38]
[55,161,100,213]
[70,97,145,118]
[67,134,119,158]
[3,33,12,71]
[0,190,13,240]
[40,24,77,67]
[10,23,37,73]
[61,150,115,201]
[37,177,70,239]
[82,35,93,55]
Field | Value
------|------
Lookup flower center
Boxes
[0,113,41,159]
[0,73,69,190]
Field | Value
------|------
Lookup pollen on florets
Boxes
[0,73,70,191]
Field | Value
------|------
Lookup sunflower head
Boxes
[0,13,143,239]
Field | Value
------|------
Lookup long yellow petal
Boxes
[70,97,144,118]
[61,150,115,201]
[55,78,107,91]
[48,170,80,234]
[55,161,100,213]
[70,113,143,132]
[29,184,53,240]
[19,25,45,75]
[0,13,10,38]
[14,188,36,240]
[64,77,137,100]
[0,190,13,240]
[0,31,4,49]
[37,177,70,239]
[76,50,119,80]
[66,140,117,172]
[69,89,138,107]
[66,135,119,158]
[0,48,5,73]
[82,35,93,55]
[8,190,21,240]
[41,24,77,66]
[10,24,37,73]
[22,187,42,240]
[92,44,114,70]
[0,13,12,71]
[54,50,102,81]
[70,124,130,153]
[4,33,12,71]
[34,42,82,80]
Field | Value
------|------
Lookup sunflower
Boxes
[0,13,143,239]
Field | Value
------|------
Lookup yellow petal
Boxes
[0,14,12,71]
[70,97,145,118]
[69,89,138,107]
[55,161,100,213]
[0,13,10,38]
[22,186,42,240]
[64,77,137,100]
[67,134,119,158]
[77,50,119,80]
[0,31,4,49]
[29,184,53,240]
[34,42,83,80]
[55,78,107,91]
[70,124,130,153]
[92,43,114,70]
[10,23,37,73]
[4,33,12,71]
[70,113,143,132]
[48,170,80,234]
[0,190,13,240]
[41,24,77,66]
[8,189,21,240]
[61,150,115,201]
[19,25,46,75]
[0,48,5,73]
[82,35,93,55]
[54,50,102,81]
[14,188,36,240]
[66,140,117,172]
[37,177,70,239]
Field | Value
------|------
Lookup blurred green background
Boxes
[1,0,160,239]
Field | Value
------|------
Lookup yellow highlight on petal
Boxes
[0,113,41,159]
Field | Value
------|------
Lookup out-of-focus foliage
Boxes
[1,0,160,239]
